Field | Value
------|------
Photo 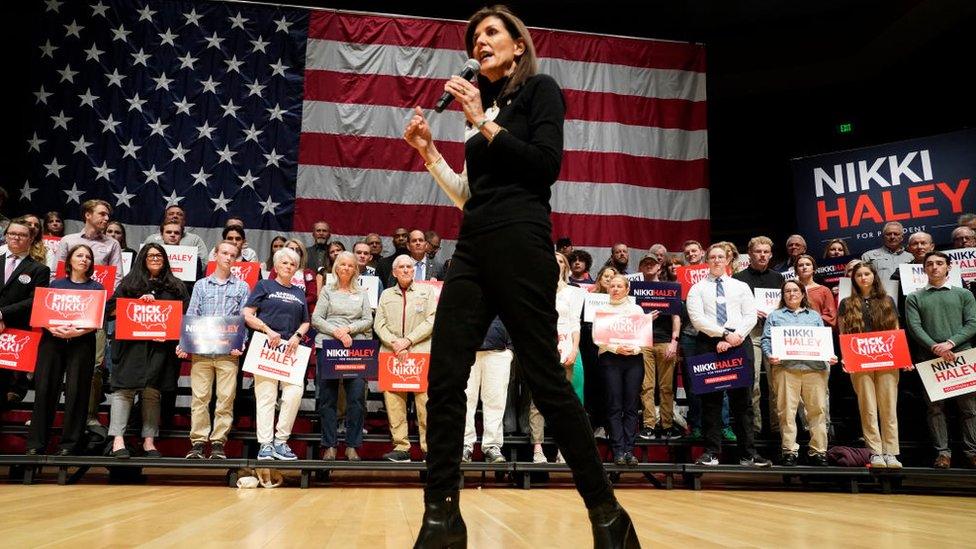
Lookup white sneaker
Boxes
[555,450,565,464]
[869,454,886,468]
[593,427,607,440]
[532,449,547,464]
[883,454,903,468]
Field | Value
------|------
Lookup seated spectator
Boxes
[312,251,374,462]
[597,275,645,465]
[178,240,250,460]
[568,249,594,284]
[761,280,835,466]
[108,244,190,458]
[243,248,311,461]
[26,244,98,456]
[374,255,437,462]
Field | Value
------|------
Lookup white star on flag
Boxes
[111,24,131,42]
[211,192,233,211]
[259,194,280,214]
[221,100,241,118]
[64,20,84,39]
[264,148,283,167]
[57,65,78,84]
[136,5,156,22]
[44,158,65,178]
[70,136,92,155]
[229,12,248,30]
[269,59,289,77]
[196,121,216,140]
[224,55,244,73]
[153,73,174,91]
[78,89,98,108]
[39,40,57,59]
[84,43,104,62]
[190,167,210,186]
[184,8,203,27]
[251,36,269,54]
[169,143,190,162]
[93,161,115,181]
[147,119,169,137]
[200,76,219,94]
[238,170,258,189]
[274,17,291,33]
[246,81,266,97]
[131,48,151,66]
[126,93,147,112]
[143,165,164,184]
[164,190,184,208]
[45,0,63,14]
[106,69,126,88]
[20,181,38,201]
[173,97,193,116]
[158,28,178,47]
[64,183,85,204]
[114,187,135,207]
[90,2,109,18]
[34,85,53,105]
[177,52,197,70]
[100,114,121,133]
[51,111,71,130]
[27,133,45,153]
[267,104,286,121]
[216,145,236,164]
[242,124,263,143]
[204,32,224,50]
[120,139,141,159]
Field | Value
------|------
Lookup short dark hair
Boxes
[567,249,593,270]
[160,221,183,236]
[555,237,572,249]
[222,225,245,240]
[923,251,951,265]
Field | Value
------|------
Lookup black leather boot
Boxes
[589,499,641,548]
[413,492,467,549]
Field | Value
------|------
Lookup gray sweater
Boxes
[311,285,373,347]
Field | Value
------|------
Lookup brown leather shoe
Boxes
[933,454,951,469]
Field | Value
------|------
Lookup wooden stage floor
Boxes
[3,474,976,548]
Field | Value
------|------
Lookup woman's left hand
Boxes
[139,294,155,303]
[285,334,300,356]
[340,334,353,348]
[445,76,485,127]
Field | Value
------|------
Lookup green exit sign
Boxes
[838,122,853,134]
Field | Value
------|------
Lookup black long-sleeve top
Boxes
[460,74,565,238]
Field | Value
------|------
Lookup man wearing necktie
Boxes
[686,243,770,467]
[0,218,51,408]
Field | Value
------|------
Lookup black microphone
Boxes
[434,58,482,113]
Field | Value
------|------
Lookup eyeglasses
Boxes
[4,232,30,240]
[146,253,165,259]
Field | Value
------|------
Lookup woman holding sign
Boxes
[761,280,837,466]
[312,251,373,462]
[108,244,189,458]
[838,262,902,468]
[27,244,101,456]
[243,247,310,461]
[596,275,648,466]
[403,6,635,545]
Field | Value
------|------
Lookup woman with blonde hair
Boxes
[311,251,373,461]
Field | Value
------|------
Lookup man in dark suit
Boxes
[0,218,51,406]
[375,227,411,288]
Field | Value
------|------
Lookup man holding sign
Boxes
[178,241,250,460]
[906,251,976,468]
[374,255,437,462]
[687,244,770,467]
[761,280,837,466]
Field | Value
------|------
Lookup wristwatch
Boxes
[722,328,734,338]
[474,118,489,131]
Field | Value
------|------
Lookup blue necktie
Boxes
[715,277,727,328]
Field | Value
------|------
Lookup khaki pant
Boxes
[851,370,900,455]
[528,363,573,443]
[751,327,777,433]
[190,354,238,445]
[254,375,304,445]
[641,343,676,428]
[385,391,428,452]
[773,366,828,455]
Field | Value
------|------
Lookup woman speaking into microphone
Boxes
[404,6,638,548]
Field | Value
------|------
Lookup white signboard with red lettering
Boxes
[944,247,976,283]
[29,287,106,329]
[915,347,976,401]
[770,326,834,361]
[897,263,963,295]
[583,293,636,323]
[0,329,41,372]
[242,332,311,385]
[115,298,183,340]
[163,245,198,282]
[754,288,782,316]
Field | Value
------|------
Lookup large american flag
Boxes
[21,0,708,262]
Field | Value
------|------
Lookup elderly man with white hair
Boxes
[374,254,438,462]
[951,226,976,249]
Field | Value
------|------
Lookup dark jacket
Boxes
[0,253,51,329]
[111,279,189,391]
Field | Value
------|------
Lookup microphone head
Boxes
[461,58,481,79]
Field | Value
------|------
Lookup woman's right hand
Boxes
[404,106,435,158]
[266,329,282,348]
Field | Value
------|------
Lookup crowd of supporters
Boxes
[2,197,976,470]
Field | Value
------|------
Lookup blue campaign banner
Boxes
[317,339,380,379]
[685,345,753,394]
[179,316,246,355]
[629,281,682,315]
[813,254,856,288]
[791,128,976,255]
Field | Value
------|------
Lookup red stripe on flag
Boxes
[298,133,706,191]
[294,199,463,239]
[308,11,706,72]
[293,198,709,251]
[304,70,705,129]
[298,133,466,172]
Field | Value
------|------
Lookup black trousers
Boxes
[27,332,96,452]
[425,223,613,508]
[600,352,643,458]
[695,334,757,458]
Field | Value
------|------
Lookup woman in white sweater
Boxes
[597,275,647,465]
